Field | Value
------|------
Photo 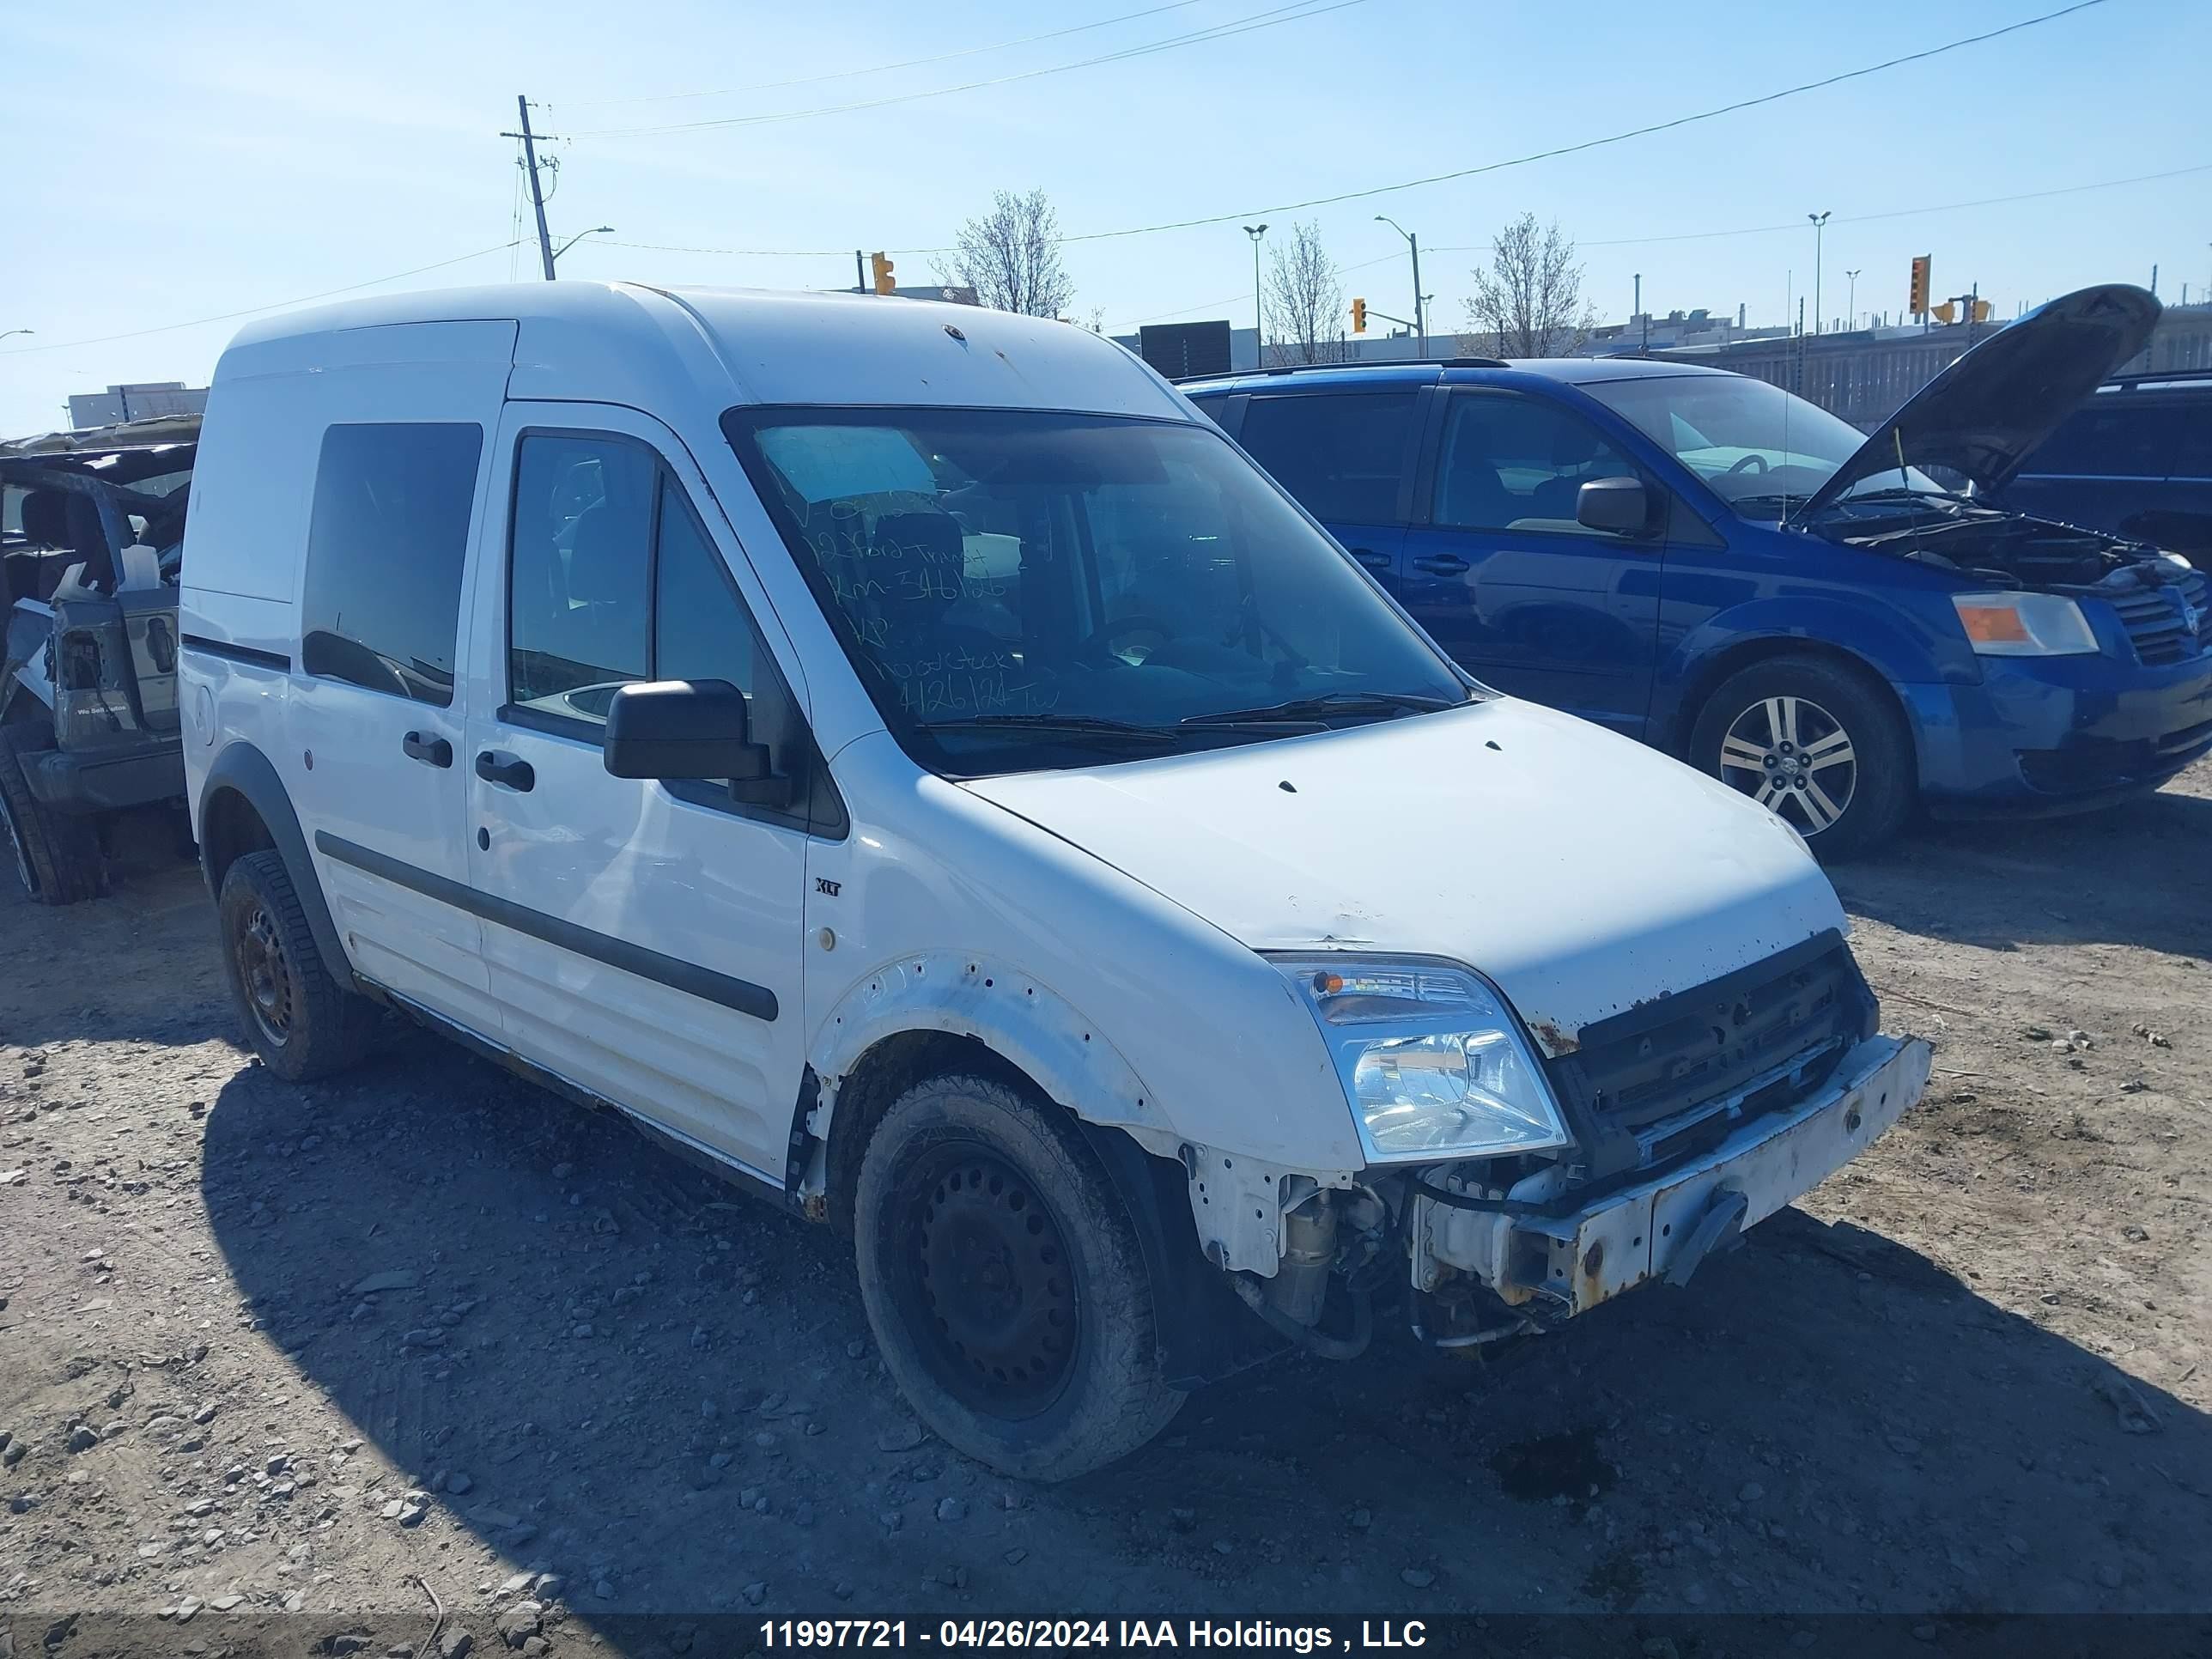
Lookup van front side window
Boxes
[724,406,1469,776]
[507,433,771,736]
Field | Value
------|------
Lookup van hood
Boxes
[1798,283,2160,516]
[960,699,1849,1057]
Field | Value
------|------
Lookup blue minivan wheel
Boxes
[1691,654,1914,860]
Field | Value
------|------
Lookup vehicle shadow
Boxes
[1835,776,2212,961]
[202,1032,2212,1645]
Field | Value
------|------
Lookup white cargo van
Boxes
[179,284,1929,1480]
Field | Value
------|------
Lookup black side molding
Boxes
[180,634,291,672]
[313,832,779,1024]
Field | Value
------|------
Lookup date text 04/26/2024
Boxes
[757,1621,1431,1651]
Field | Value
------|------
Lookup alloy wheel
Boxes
[1717,695,1858,836]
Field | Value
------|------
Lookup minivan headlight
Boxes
[1273,957,1571,1164]
[1951,592,2099,657]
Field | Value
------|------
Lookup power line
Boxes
[0,241,527,357]
[566,0,1367,137]
[560,0,1204,106]
[1109,161,2203,334]
[1047,0,2110,243]
[592,0,2113,258]
[599,155,2201,287]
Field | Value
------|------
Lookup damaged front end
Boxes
[1221,931,1930,1356]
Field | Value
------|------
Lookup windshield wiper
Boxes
[1729,491,1802,515]
[1179,690,1462,728]
[924,714,1180,746]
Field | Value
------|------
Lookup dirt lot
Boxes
[2,764,2209,1656]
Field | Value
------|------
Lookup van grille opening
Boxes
[1541,931,1875,1171]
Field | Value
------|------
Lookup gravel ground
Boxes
[1,763,2208,1656]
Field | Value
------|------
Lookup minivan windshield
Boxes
[724,407,1471,775]
[1582,374,1943,518]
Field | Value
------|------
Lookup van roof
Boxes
[219,282,1194,421]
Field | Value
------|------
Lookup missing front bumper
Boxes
[1417,1034,1931,1316]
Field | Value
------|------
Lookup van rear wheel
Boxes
[0,722,106,905]
[217,849,380,1081]
[1690,654,1913,860]
[854,1073,1183,1481]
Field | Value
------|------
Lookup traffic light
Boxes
[1908,255,1931,317]
[1971,298,1992,324]
[870,252,895,295]
[1351,296,1367,334]
[1931,301,1957,325]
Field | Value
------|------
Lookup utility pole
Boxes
[1807,210,1830,334]
[501,95,557,282]
[1635,273,1646,356]
[1375,217,1425,352]
[1243,225,1267,368]
[1845,269,1861,331]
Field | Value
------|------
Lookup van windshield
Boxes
[724,407,1471,775]
[1582,374,1942,517]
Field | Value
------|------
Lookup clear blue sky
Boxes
[3,0,2206,434]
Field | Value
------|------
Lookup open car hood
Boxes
[1798,283,2160,516]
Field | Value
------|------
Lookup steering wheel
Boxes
[1086,613,1172,665]
[1726,453,1770,476]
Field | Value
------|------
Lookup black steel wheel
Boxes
[854,1072,1184,1480]
[234,898,297,1051]
[894,1144,1079,1419]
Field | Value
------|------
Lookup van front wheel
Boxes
[1690,654,1914,860]
[854,1073,1183,1481]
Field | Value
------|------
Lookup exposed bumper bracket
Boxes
[1662,1188,1748,1287]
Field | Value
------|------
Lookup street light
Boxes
[1374,216,1425,350]
[1807,211,1831,334]
[1243,225,1267,367]
[550,226,615,266]
[1844,269,1861,331]
[0,329,32,344]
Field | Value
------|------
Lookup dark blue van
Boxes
[2004,368,2212,568]
[1184,284,2212,856]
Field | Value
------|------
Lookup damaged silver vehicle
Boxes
[0,416,194,902]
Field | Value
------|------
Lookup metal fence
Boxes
[1653,306,2212,431]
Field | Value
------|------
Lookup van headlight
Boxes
[1951,592,2099,657]
[1273,957,1571,1164]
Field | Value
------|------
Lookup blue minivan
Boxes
[1183,283,2212,856]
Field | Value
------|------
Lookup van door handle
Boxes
[403,731,453,769]
[1347,547,1393,573]
[474,750,535,792]
[1413,553,1470,576]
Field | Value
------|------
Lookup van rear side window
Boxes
[301,422,483,707]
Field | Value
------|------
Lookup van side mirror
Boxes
[1576,476,1652,537]
[604,680,787,805]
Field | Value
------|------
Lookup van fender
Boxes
[805,950,1177,1152]
[804,951,1314,1278]
[1655,597,1961,749]
[197,740,357,994]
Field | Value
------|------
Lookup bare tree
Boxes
[1460,212,1595,357]
[1262,221,1347,365]
[948,188,1075,318]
